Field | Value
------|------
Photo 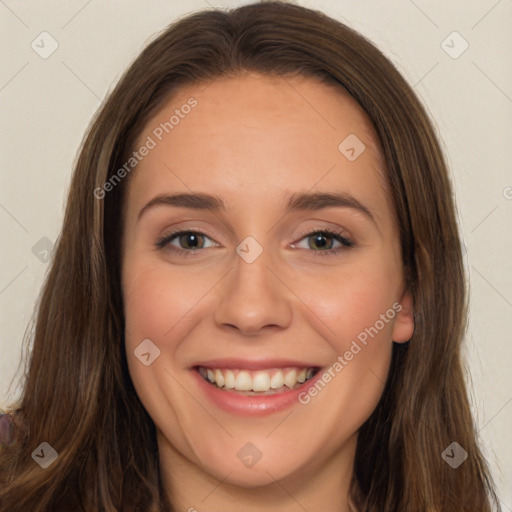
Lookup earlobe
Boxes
[391,291,414,343]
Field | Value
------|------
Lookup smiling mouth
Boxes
[195,366,320,395]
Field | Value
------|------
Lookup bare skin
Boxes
[121,73,414,512]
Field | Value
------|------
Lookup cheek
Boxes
[122,259,222,455]
[123,261,214,349]
[306,255,400,346]
[294,270,396,441]
[122,260,203,407]
[300,253,400,401]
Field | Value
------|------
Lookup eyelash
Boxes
[293,229,354,256]
[155,228,354,258]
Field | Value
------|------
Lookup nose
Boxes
[213,247,293,336]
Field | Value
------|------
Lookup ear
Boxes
[391,291,414,343]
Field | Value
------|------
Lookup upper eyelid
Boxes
[293,227,352,242]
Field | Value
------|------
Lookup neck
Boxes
[159,432,358,512]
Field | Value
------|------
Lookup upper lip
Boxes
[192,358,321,371]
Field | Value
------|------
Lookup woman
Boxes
[0,2,501,510]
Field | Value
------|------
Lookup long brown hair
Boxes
[0,2,501,510]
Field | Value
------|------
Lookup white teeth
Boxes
[270,370,284,389]
[198,366,317,393]
[235,371,252,391]
[224,369,235,389]
[252,371,271,392]
[283,369,297,389]
[214,369,224,387]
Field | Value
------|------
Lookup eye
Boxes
[155,230,218,255]
[155,228,354,258]
[291,229,354,256]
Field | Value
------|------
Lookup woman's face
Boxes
[121,73,414,490]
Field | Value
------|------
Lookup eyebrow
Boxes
[137,191,376,224]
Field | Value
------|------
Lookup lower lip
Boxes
[191,368,323,417]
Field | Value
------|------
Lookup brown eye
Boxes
[177,232,205,249]
[292,229,354,257]
[155,230,217,252]
[308,232,335,250]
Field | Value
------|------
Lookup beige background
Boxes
[1,0,511,507]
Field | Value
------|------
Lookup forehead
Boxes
[126,73,389,219]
